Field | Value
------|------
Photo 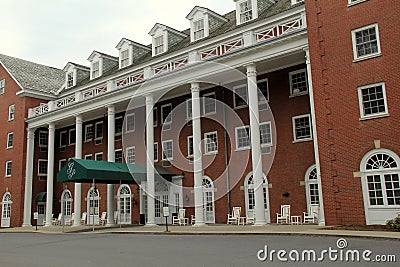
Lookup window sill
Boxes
[359,113,389,121]
[289,91,309,98]
[353,53,381,63]
[234,105,248,110]
[347,0,369,7]
[204,151,218,156]
[292,137,313,143]
[6,147,12,150]
[203,112,216,116]
[4,176,11,178]
[84,139,92,143]
[235,147,250,152]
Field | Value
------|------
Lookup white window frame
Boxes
[260,122,272,147]
[358,82,388,119]
[153,108,158,127]
[0,79,5,95]
[84,154,93,160]
[120,49,130,68]
[233,84,248,108]
[39,131,48,148]
[38,159,48,176]
[154,35,165,56]
[235,125,250,150]
[95,152,103,161]
[236,0,257,24]
[95,122,103,140]
[193,19,205,41]
[161,103,172,129]
[351,23,381,61]
[203,92,216,115]
[292,114,312,142]
[8,104,15,121]
[187,136,194,159]
[186,99,192,120]
[85,124,93,142]
[59,131,67,147]
[162,140,173,161]
[59,159,67,171]
[126,146,135,164]
[115,116,123,137]
[154,142,158,162]
[204,131,218,155]
[115,149,123,163]
[69,129,76,145]
[347,0,369,6]
[67,72,74,88]
[289,69,308,97]
[92,61,100,78]
[125,113,135,133]
[5,161,12,177]
[6,132,13,149]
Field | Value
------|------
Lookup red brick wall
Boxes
[305,0,400,225]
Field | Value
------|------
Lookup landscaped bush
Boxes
[386,215,400,230]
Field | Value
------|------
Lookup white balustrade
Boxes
[154,57,188,75]
[82,85,107,100]
[255,17,304,42]
[200,39,244,60]
[116,72,144,89]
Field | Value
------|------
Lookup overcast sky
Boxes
[1,0,234,69]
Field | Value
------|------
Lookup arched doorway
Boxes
[1,192,12,228]
[87,187,100,225]
[61,189,72,223]
[244,172,270,223]
[304,165,320,209]
[117,184,132,224]
[154,181,169,224]
[202,176,215,223]
[360,149,400,225]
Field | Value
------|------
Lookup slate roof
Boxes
[0,54,65,93]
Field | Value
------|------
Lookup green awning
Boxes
[35,192,46,202]
[56,158,175,184]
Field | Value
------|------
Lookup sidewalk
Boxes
[1,224,400,240]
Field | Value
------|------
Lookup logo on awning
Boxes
[67,162,76,179]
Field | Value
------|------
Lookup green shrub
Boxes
[386,215,400,230]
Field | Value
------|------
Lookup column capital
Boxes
[107,105,115,115]
[75,114,83,124]
[304,47,311,64]
[145,94,154,105]
[190,82,200,93]
[245,63,257,77]
[48,122,55,130]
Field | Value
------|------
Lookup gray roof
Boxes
[0,54,64,93]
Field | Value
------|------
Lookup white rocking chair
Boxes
[303,204,319,224]
[276,204,290,224]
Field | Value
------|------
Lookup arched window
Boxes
[1,192,12,228]
[117,185,131,224]
[360,149,400,225]
[202,176,215,223]
[305,165,320,206]
[61,190,72,217]
[87,187,100,224]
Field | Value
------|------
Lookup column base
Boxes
[106,223,116,227]
[193,222,206,227]
[253,220,267,226]
[44,223,53,227]
[144,223,158,227]
[318,220,325,226]
[22,223,32,227]
[72,222,81,227]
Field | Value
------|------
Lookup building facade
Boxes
[0,0,398,228]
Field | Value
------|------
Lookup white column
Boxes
[106,105,115,226]
[246,63,267,226]
[22,128,35,227]
[191,82,205,226]
[305,48,325,226]
[145,94,156,226]
[45,123,56,226]
[73,115,83,226]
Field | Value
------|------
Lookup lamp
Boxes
[282,192,290,197]
[185,194,189,203]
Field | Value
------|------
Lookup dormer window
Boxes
[193,19,205,41]
[234,0,258,25]
[154,35,165,56]
[120,49,129,68]
[92,62,100,78]
[67,72,74,88]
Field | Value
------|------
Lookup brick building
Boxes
[0,0,398,228]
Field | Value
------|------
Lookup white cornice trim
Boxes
[16,89,56,100]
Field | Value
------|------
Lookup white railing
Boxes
[30,104,49,117]
[255,17,304,42]
[116,72,144,89]
[82,85,107,100]
[55,94,76,109]
[200,39,243,60]
[154,57,189,75]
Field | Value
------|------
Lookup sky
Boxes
[0,0,234,69]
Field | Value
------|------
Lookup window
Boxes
[204,132,218,154]
[161,104,172,130]
[38,160,48,176]
[0,79,5,94]
[38,131,48,147]
[153,108,158,127]
[234,85,248,108]
[154,143,158,162]
[186,99,192,120]
[358,82,388,118]
[193,19,205,41]
[305,166,320,206]
[69,129,76,145]
[115,149,123,163]
[85,124,93,142]
[67,72,74,88]
[258,78,269,110]
[348,0,369,6]
[352,24,381,60]
[60,131,67,147]
[292,114,312,141]
[6,132,13,149]
[85,154,93,160]
[239,0,253,23]
[95,153,103,161]
[92,62,100,78]
[289,69,308,96]
[8,104,15,121]
[203,93,216,115]
[121,49,130,68]
[162,140,173,161]
[187,136,193,159]
[126,147,135,164]
[95,122,103,141]
[5,161,12,177]
[235,126,250,150]
[126,114,135,132]
[59,159,67,171]
[154,35,164,55]
[115,117,123,139]
[260,122,272,147]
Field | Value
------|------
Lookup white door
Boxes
[202,177,215,224]
[154,181,169,224]
[37,203,46,226]
[244,173,270,223]
[1,192,12,228]
[118,185,132,224]
[61,190,72,224]
[87,187,100,225]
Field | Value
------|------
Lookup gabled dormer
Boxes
[186,6,228,42]
[62,62,90,89]
[115,38,151,69]
[149,23,188,57]
[234,0,277,25]
[87,51,119,80]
